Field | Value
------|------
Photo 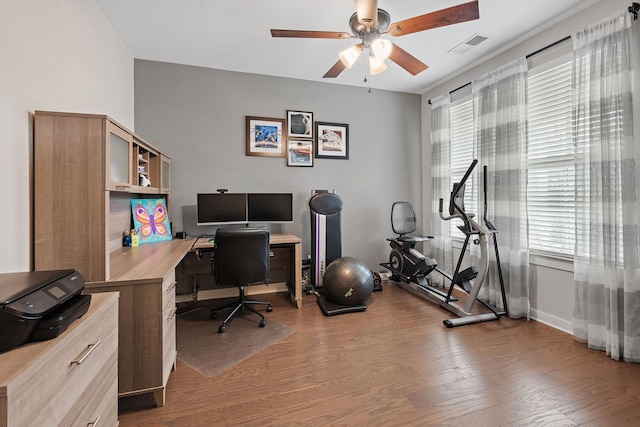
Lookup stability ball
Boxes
[323,257,374,305]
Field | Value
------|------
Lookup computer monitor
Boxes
[196,193,247,225]
[247,193,293,223]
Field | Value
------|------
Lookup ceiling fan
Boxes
[271,0,480,78]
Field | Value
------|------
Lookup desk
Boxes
[192,233,303,309]
[85,238,194,407]
[84,234,301,407]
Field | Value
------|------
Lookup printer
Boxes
[0,269,90,353]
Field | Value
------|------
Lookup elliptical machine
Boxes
[382,159,508,327]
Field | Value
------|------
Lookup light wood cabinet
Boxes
[106,120,134,191]
[34,111,183,408]
[34,110,172,283]
[132,135,166,194]
[0,292,119,427]
[160,154,171,194]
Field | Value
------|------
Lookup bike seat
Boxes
[397,235,432,243]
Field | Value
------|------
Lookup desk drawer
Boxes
[162,269,177,310]
[162,302,177,385]
[270,247,292,269]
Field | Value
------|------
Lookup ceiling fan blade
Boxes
[323,60,347,78]
[388,43,428,76]
[388,1,479,37]
[271,29,351,39]
[355,0,378,29]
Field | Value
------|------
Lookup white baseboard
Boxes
[530,309,573,335]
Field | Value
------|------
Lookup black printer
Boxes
[0,269,90,353]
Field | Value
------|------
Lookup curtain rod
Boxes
[428,82,470,105]
[428,35,570,105]
[525,35,571,58]
[630,2,639,20]
[429,4,638,105]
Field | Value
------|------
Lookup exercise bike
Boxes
[381,159,508,327]
[380,201,457,302]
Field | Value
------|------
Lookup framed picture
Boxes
[287,139,313,167]
[130,198,172,244]
[315,122,349,159]
[246,116,285,157]
[287,110,313,139]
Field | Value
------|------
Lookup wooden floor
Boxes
[118,281,640,426]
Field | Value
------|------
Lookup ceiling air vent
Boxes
[449,33,488,54]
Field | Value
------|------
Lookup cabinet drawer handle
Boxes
[71,340,102,366]
[114,185,130,190]
[166,281,177,291]
[87,415,101,427]
[167,308,177,320]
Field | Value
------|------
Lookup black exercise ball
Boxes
[323,257,374,305]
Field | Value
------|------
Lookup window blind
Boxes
[448,99,477,238]
[526,61,575,256]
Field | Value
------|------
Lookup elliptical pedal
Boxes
[452,266,478,293]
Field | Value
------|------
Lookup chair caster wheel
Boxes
[259,320,266,327]
[210,312,217,320]
[218,325,226,333]
[266,305,273,312]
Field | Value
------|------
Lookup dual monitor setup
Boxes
[196,191,293,226]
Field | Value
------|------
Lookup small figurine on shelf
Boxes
[139,173,151,187]
[130,229,140,247]
[123,230,132,247]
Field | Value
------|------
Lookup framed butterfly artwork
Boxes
[131,198,173,244]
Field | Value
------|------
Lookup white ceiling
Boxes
[95,0,595,94]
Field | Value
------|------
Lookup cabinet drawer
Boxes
[270,247,292,269]
[71,362,118,427]
[162,269,177,310]
[7,295,118,426]
[162,267,177,383]
[162,304,177,385]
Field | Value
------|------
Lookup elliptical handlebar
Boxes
[452,159,477,206]
[439,159,478,228]
[439,197,460,221]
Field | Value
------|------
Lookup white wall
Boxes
[0,0,134,273]
[421,0,637,332]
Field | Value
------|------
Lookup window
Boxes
[526,59,574,256]
[445,57,576,256]
[448,99,477,238]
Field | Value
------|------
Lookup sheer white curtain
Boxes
[472,58,530,318]
[429,94,453,287]
[572,11,640,362]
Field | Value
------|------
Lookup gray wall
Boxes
[134,60,422,271]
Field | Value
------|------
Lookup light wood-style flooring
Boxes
[118,281,640,426]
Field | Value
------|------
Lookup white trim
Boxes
[530,308,573,335]
[529,252,574,272]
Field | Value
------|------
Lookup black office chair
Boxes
[209,227,273,333]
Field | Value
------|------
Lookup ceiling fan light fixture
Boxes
[339,44,363,68]
[369,55,387,75]
[355,0,378,29]
[371,38,392,60]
